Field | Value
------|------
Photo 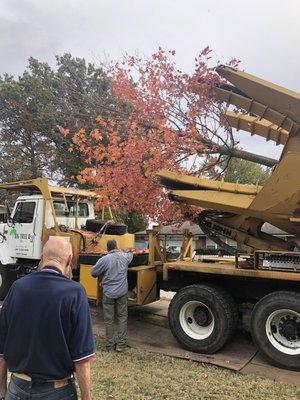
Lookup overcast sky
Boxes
[1,0,299,160]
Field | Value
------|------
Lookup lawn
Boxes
[91,337,300,400]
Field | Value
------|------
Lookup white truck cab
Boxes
[0,178,102,299]
[0,178,134,300]
[0,195,95,263]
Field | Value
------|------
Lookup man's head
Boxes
[41,237,73,276]
[107,240,117,252]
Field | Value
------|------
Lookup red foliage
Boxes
[68,48,235,223]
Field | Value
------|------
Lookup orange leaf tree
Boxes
[66,48,253,222]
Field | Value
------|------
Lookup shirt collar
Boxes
[108,249,118,254]
[40,266,62,275]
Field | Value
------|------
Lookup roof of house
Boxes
[159,221,205,235]
[135,221,204,236]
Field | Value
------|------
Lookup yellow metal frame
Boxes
[162,260,300,282]
[157,65,300,253]
[79,264,101,303]
[179,229,193,260]
[80,264,158,306]
[157,169,261,195]
[147,227,165,266]
[128,265,158,305]
[216,65,300,126]
[224,111,288,146]
[0,178,99,233]
[0,178,98,198]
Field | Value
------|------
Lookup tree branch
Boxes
[203,142,277,167]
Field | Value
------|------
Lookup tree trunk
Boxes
[202,138,278,167]
[215,145,277,167]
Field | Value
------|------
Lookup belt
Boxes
[13,373,71,389]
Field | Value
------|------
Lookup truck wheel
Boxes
[251,291,300,371]
[168,284,238,354]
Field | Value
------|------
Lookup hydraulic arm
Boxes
[157,66,300,253]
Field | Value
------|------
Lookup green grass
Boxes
[91,337,300,400]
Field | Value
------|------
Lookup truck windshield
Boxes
[53,201,89,217]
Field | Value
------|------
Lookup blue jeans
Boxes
[5,375,77,399]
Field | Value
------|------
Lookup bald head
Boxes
[41,237,73,276]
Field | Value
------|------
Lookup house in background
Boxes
[135,221,292,251]
[135,221,234,251]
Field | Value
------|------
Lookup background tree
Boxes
[224,158,270,185]
[0,54,114,184]
[118,211,148,234]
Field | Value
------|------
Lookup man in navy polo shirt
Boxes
[0,237,94,400]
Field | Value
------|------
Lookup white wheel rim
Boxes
[179,301,214,340]
[265,309,300,355]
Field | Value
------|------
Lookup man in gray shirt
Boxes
[91,240,133,352]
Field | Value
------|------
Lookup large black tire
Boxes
[168,284,238,354]
[85,219,127,235]
[251,291,300,371]
[0,265,15,300]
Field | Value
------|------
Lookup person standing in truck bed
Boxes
[91,240,133,352]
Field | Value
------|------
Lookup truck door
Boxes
[7,199,43,260]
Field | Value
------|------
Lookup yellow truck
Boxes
[1,65,300,371]
[154,65,300,371]
[0,177,160,305]
[0,179,150,299]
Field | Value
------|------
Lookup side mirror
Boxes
[6,216,15,227]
